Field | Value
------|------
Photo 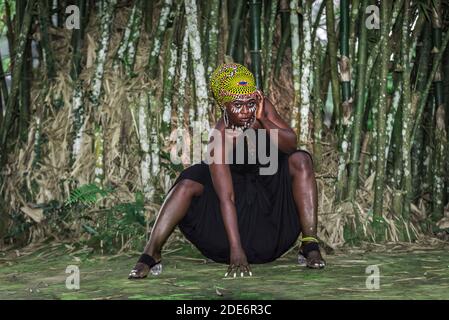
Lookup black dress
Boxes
[169,128,311,264]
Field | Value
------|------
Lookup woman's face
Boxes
[224,96,257,127]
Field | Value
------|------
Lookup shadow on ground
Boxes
[1,242,449,299]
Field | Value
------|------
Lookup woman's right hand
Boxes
[225,247,252,278]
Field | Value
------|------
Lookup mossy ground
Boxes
[1,242,449,300]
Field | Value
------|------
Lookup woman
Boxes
[128,63,325,279]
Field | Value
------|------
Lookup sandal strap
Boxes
[301,242,320,257]
[137,253,160,268]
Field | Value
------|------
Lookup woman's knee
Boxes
[174,179,204,197]
[288,151,314,175]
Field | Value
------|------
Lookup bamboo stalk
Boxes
[263,0,278,94]
[433,105,446,221]
[89,0,116,106]
[325,0,341,136]
[313,40,323,172]
[148,0,173,78]
[0,49,9,107]
[226,0,244,60]
[114,1,140,70]
[430,0,445,221]
[340,0,351,105]
[289,0,300,131]
[311,0,326,42]
[399,0,412,221]
[71,81,86,164]
[177,26,189,129]
[38,0,56,80]
[142,0,153,34]
[70,0,87,80]
[274,0,290,78]
[373,1,393,224]
[162,1,182,134]
[207,0,220,77]
[410,30,449,144]
[249,0,263,89]
[0,0,36,164]
[90,0,117,186]
[347,0,369,202]
[185,0,210,131]
[298,0,313,147]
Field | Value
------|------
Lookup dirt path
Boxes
[1,243,449,299]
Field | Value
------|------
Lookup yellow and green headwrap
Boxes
[209,63,257,108]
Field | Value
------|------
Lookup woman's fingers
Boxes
[225,264,253,278]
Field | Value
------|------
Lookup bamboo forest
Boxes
[1,0,449,301]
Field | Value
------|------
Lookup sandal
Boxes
[128,253,162,279]
[297,236,326,269]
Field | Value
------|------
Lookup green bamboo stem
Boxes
[89,0,117,107]
[313,41,323,172]
[71,81,86,164]
[70,0,87,80]
[142,0,153,34]
[340,0,351,104]
[226,0,244,60]
[365,0,404,86]
[38,0,56,80]
[5,1,15,59]
[114,1,140,70]
[311,0,326,42]
[249,0,262,89]
[148,0,173,78]
[0,0,35,164]
[185,0,209,131]
[207,0,220,77]
[430,0,445,221]
[177,26,189,129]
[162,1,182,135]
[325,0,341,137]
[133,92,153,200]
[0,49,9,107]
[373,1,393,224]
[274,19,290,78]
[433,105,446,221]
[399,0,412,221]
[263,0,278,94]
[410,30,449,145]
[349,0,360,70]
[347,0,369,202]
[91,0,117,186]
[298,0,313,147]
[289,0,300,131]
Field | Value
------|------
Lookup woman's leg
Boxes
[129,179,204,278]
[288,151,325,268]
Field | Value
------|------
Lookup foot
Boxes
[298,237,326,269]
[128,253,162,279]
[128,262,150,279]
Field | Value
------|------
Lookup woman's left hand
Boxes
[254,90,266,121]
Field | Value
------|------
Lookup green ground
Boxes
[1,242,449,300]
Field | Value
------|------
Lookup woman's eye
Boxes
[248,102,255,107]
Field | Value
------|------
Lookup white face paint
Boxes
[227,98,257,130]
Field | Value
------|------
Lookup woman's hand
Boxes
[225,247,252,278]
[254,90,266,121]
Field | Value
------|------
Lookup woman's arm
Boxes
[255,91,298,154]
[207,121,251,276]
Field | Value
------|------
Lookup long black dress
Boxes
[169,128,311,264]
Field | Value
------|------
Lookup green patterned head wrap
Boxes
[209,63,257,108]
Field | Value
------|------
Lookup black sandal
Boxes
[128,253,162,279]
[297,236,326,269]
